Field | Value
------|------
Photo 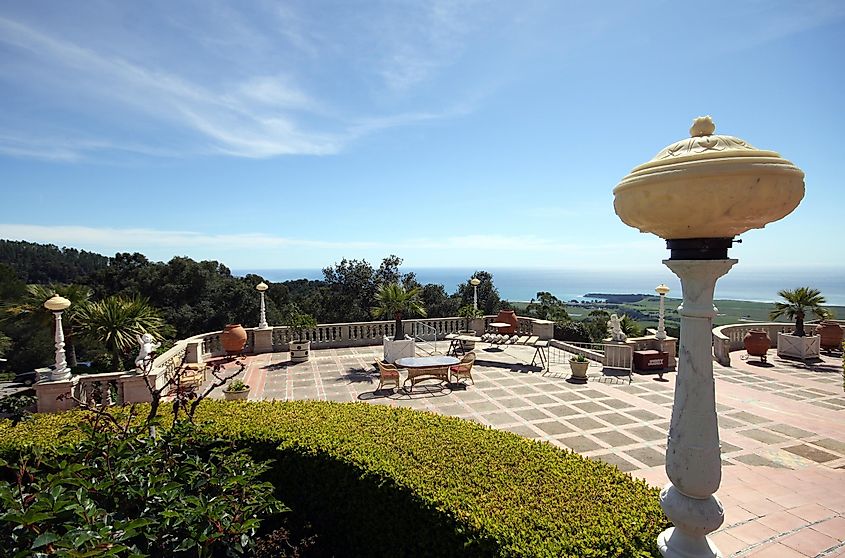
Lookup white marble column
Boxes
[657,293,667,340]
[258,291,269,330]
[658,259,736,558]
[50,311,71,381]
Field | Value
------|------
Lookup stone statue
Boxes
[607,314,627,342]
[135,333,161,372]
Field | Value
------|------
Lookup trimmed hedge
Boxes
[0,401,669,557]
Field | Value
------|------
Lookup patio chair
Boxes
[375,360,401,392]
[450,352,476,385]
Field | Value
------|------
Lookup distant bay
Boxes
[235,267,845,306]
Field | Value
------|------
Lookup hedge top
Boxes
[0,400,668,557]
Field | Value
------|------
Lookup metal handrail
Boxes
[408,321,438,355]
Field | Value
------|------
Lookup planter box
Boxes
[384,336,415,364]
[776,332,820,361]
[223,389,249,401]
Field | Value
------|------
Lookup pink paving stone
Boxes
[789,502,837,523]
[740,497,786,518]
[727,520,780,545]
[779,528,840,556]
[811,516,845,539]
[758,510,810,533]
[746,542,812,557]
[709,531,748,556]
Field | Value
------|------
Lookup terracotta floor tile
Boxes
[710,531,748,556]
[789,502,836,523]
[746,542,812,557]
[740,498,785,518]
[758,510,808,533]
[728,520,780,545]
[811,516,845,540]
[779,528,840,556]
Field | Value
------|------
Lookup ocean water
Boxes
[236,267,845,306]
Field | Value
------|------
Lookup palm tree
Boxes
[371,283,427,341]
[769,287,828,337]
[2,284,91,367]
[74,295,171,370]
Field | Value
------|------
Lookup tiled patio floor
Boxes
[206,343,845,557]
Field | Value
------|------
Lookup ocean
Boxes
[235,267,845,306]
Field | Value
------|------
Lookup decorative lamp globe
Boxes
[256,282,269,292]
[44,295,71,312]
[655,284,670,296]
[470,278,481,287]
[613,116,804,254]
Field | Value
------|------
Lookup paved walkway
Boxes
[206,343,845,557]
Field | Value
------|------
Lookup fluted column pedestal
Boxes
[658,259,736,558]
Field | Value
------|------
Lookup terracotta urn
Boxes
[220,323,247,354]
[495,310,519,335]
[743,329,771,362]
[816,321,843,351]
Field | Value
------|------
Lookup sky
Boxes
[0,0,843,273]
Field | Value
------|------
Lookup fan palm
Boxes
[371,283,427,341]
[2,284,91,368]
[74,295,171,370]
[769,287,828,337]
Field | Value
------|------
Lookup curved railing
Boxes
[711,321,821,366]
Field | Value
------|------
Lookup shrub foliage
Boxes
[0,401,669,557]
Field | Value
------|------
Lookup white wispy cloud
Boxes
[0,3,479,161]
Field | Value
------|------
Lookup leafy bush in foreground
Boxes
[1,401,669,557]
[0,418,282,557]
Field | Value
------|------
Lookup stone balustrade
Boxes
[32,315,556,412]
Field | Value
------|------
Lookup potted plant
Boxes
[223,378,249,401]
[770,287,828,360]
[285,308,317,364]
[569,354,589,381]
[457,304,484,351]
[371,283,427,363]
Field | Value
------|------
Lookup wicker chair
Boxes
[449,352,476,385]
[375,360,401,392]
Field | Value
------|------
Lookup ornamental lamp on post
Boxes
[470,277,481,310]
[43,294,72,381]
[613,116,804,558]
[655,283,670,341]
[256,282,269,330]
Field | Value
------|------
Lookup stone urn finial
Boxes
[689,115,716,137]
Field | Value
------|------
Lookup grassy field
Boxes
[512,296,845,332]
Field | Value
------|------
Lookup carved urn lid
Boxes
[613,116,805,240]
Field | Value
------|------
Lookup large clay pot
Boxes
[290,340,311,363]
[816,321,843,351]
[743,329,771,362]
[220,324,247,354]
[569,359,589,381]
[494,310,519,335]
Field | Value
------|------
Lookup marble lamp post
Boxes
[470,277,481,310]
[256,282,269,330]
[613,116,804,558]
[43,294,72,381]
[655,284,670,340]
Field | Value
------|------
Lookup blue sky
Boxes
[0,0,843,272]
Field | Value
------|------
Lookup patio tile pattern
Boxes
[205,343,845,557]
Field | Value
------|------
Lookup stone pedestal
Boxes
[185,340,204,364]
[776,332,820,361]
[658,259,736,558]
[383,337,415,363]
[604,342,633,370]
[120,373,155,404]
[532,319,555,340]
[253,328,274,354]
[34,377,78,413]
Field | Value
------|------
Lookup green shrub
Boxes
[0,419,282,556]
[1,401,669,557]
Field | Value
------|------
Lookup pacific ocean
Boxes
[235,266,845,306]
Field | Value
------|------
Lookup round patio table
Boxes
[396,356,459,391]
